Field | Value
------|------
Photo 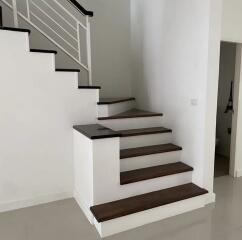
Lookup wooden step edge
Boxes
[90,183,208,222]
[78,86,101,89]
[120,143,182,159]
[98,111,163,121]
[0,26,31,33]
[30,49,57,54]
[120,162,193,185]
[97,97,135,105]
[117,127,172,138]
[73,124,121,140]
[55,68,80,72]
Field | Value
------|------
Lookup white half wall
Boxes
[0,30,98,212]
[131,0,222,192]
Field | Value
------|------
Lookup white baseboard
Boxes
[0,191,73,213]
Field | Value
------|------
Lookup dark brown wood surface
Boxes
[98,97,135,105]
[118,127,172,137]
[120,162,193,185]
[120,143,182,159]
[98,109,163,120]
[90,183,208,222]
[73,124,120,139]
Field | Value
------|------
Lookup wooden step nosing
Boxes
[98,113,163,120]
[0,26,31,33]
[30,49,57,54]
[55,68,80,72]
[90,184,208,222]
[79,86,101,89]
[119,128,172,138]
[120,164,193,185]
[98,98,135,105]
[73,124,121,140]
[120,145,182,159]
[92,191,207,222]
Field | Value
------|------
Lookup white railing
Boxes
[1,0,93,85]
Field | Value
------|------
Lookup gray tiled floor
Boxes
[0,176,241,240]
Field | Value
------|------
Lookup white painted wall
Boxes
[222,0,242,43]
[131,0,222,192]
[0,30,98,212]
[0,0,132,97]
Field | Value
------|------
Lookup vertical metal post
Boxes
[77,22,81,62]
[26,0,30,20]
[86,16,92,86]
[12,0,19,27]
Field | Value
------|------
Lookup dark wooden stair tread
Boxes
[120,162,193,185]
[73,124,120,139]
[98,109,163,120]
[120,143,182,159]
[98,97,135,105]
[30,49,57,54]
[117,127,172,137]
[90,183,208,222]
[55,68,80,72]
[79,86,101,89]
[0,26,31,33]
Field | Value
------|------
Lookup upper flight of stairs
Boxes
[74,97,209,237]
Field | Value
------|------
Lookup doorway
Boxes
[214,41,236,178]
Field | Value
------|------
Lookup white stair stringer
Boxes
[98,116,163,130]
[120,132,173,149]
[121,150,182,172]
[98,100,136,118]
[0,28,100,215]
[94,193,209,238]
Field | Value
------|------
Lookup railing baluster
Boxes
[86,16,92,86]
[26,0,31,20]
[77,23,82,63]
[12,0,18,27]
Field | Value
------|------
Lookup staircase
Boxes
[0,3,210,238]
[73,98,209,237]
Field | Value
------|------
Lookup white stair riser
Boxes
[98,101,136,118]
[120,132,172,149]
[0,31,29,53]
[28,53,55,71]
[119,171,192,200]
[121,151,182,171]
[94,194,209,238]
[99,116,163,131]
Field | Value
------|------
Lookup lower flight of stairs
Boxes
[73,97,210,237]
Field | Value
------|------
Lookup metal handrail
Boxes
[1,0,93,85]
